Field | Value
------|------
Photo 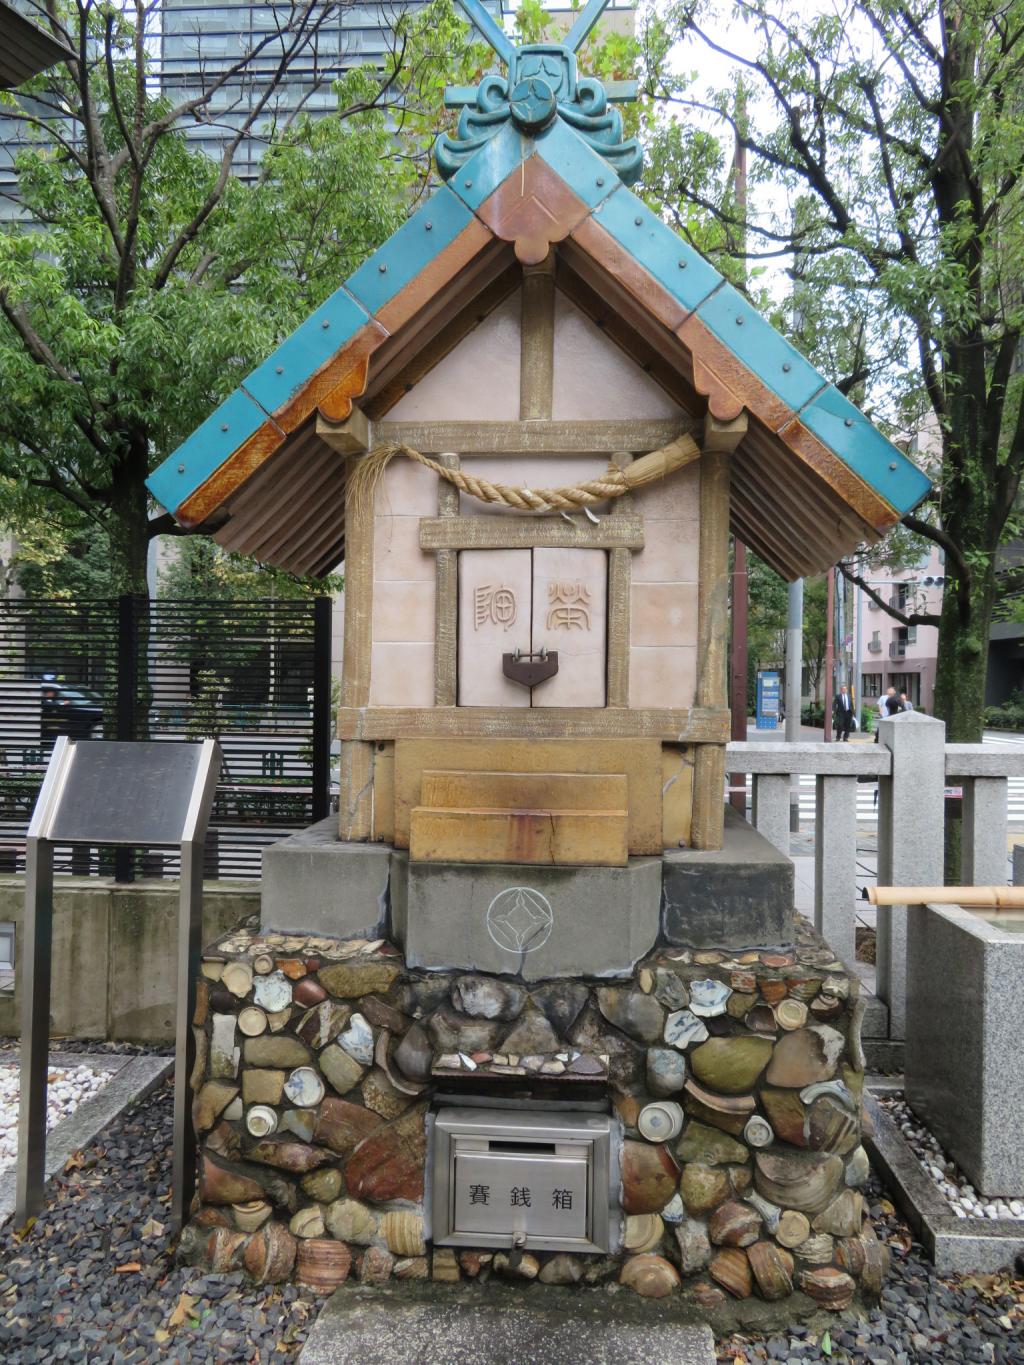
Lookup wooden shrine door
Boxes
[458,548,607,707]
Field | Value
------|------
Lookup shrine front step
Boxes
[409,806,629,866]
[421,769,628,813]
[297,1282,717,1365]
[391,852,662,981]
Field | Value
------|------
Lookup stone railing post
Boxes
[961,777,1008,885]
[813,775,858,969]
[876,713,945,1040]
[751,773,791,856]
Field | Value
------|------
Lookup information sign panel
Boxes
[43,742,203,846]
[18,738,220,1233]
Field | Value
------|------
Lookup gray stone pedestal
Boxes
[906,902,1024,1197]
[661,807,795,949]
[393,854,662,981]
[261,817,394,937]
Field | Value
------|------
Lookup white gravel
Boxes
[880,1091,1024,1222]
[0,1061,109,1173]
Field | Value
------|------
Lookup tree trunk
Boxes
[931,507,997,885]
[106,441,154,739]
[932,564,995,743]
[106,445,151,597]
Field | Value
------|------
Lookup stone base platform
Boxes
[183,919,886,1320]
[261,814,795,970]
[662,808,794,950]
[393,854,662,980]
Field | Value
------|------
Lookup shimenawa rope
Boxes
[348,434,701,519]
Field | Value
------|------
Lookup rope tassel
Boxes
[347,433,701,519]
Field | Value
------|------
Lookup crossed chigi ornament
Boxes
[435,0,641,186]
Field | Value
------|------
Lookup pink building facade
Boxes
[857,544,945,712]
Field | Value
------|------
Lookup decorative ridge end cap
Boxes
[436,43,642,187]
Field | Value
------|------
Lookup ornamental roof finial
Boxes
[436,0,642,186]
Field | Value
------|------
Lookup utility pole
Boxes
[730,540,749,810]
[728,81,749,812]
[824,566,835,741]
[853,569,864,734]
[785,578,803,829]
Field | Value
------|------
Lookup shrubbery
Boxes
[984,689,1024,731]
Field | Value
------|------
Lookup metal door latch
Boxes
[503,648,559,689]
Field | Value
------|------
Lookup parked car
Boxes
[40,680,104,739]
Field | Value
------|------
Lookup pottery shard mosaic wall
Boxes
[182,921,887,1315]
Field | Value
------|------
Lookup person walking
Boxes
[832,683,854,741]
[877,686,898,720]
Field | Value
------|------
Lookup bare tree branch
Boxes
[837,560,941,628]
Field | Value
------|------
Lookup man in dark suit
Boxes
[833,683,854,741]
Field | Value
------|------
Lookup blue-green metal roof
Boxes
[147,34,931,578]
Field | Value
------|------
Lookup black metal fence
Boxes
[0,595,333,879]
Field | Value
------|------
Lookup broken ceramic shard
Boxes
[637,1101,684,1143]
[688,979,732,1017]
[338,1012,374,1066]
[743,1115,774,1149]
[238,1006,268,1038]
[283,1066,325,1108]
[664,1010,709,1050]
[799,1078,857,1110]
[222,961,254,998]
[245,1104,278,1138]
[253,971,293,1013]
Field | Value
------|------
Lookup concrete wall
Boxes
[0,877,259,1044]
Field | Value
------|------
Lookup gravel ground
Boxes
[0,1079,321,1363]
[878,1093,1024,1223]
[1,1078,1023,1363]
[0,1062,108,1172]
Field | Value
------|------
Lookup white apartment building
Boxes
[857,544,945,712]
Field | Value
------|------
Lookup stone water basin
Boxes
[905,902,1024,1199]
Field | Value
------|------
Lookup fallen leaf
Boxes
[169,1292,198,1330]
[141,1218,164,1239]
[114,1262,141,1273]
[153,1329,170,1345]
[63,1152,85,1173]
[821,1329,832,1356]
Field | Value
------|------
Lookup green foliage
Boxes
[984,689,1024,732]
[0,0,476,594]
[639,0,1024,738]
[158,538,342,603]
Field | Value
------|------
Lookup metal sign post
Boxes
[16,738,221,1230]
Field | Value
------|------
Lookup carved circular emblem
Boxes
[486,886,554,954]
[509,77,558,134]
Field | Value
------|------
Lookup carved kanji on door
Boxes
[458,548,607,706]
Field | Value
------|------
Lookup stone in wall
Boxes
[179,918,886,1320]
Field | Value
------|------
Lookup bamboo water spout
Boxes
[868,886,1024,909]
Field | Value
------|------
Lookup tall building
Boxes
[0,1,508,213]
[158,0,481,182]
[856,544,945,712]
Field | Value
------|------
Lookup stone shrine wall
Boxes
[183,919,887,1319]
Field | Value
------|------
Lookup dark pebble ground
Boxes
[1,1075,1023,1363]
[0,1078,320,1363]
[716,1180,1024,1363]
